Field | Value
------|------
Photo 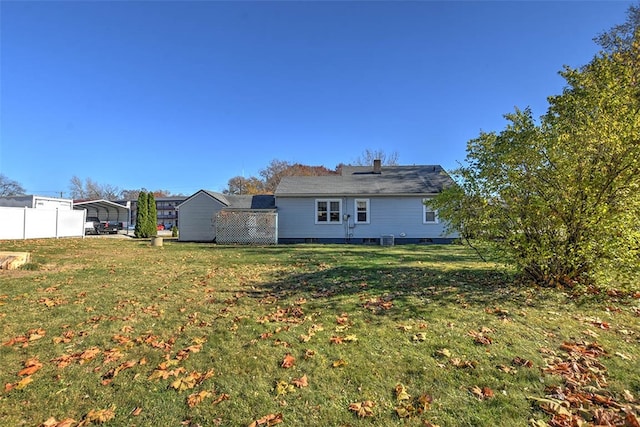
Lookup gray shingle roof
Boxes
[275,165,454,196]
[223,195,276,209]
[180,190,275,210]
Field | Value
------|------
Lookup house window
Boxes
[422,199,438,224]
[355,199,370,224]
[316,199,342,224]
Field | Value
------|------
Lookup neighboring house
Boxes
[177,190,276,242]
[274,160,458,244]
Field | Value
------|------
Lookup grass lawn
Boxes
[0,238,638,426]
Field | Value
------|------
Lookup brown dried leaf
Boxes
[292,374,308,388]
[79,406,115,425]
[19,357,43,376]
[280,353,295,368]
[186,390,211,407]
[248,412,283,427]
[470,386,494,400]
[349,400,375,418]
[211,392,230,405]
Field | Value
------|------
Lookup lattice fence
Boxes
[215,210,278,245]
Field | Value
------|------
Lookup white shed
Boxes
[177,190,229,242]
[177,190,276,243]
[0,195,73,210]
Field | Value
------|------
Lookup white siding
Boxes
[276,196,455,241]
[177,192,226,242]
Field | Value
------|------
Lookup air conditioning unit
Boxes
[380,234,394,246]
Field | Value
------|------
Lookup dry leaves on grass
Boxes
[186,390,212,407]
[395,383,433,419]
[170,369,214,392]
[468,329,493,345]
[5,376,33,392]
[349,400,375,418]
[3,328,46,347]
[77,406,116,426]
[532,340,640,426]
[470,386,495,400]
[292,374,308,388]
[40,417,76,427]
[280,353,295,368]
[248,413,283,427]
[18,357,43,376]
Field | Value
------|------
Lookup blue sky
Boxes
[0,1,634,197]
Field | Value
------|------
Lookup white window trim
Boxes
[315,199,342,224]
[422,199,439,224]
[354,198,370,224]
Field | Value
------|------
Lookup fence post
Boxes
[23,206,27,239]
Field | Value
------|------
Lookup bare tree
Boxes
[69,176,121,200]
[352,149,399,166]
[0,174,26,197]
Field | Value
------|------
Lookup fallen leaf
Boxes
[623,389,636,403]
[292,374,308,388]
[331,359,347,368]
[497,364,517,374]
[349,400,375,418]
[329,336,344,344]
[211,392,230,405]
[15,376,33,390]
[470,386,494,400]
[248,412,283,426]
[40,417,76,427]
[512,357,534,368]
[435,348,451,358]
[19,357,43,376]
[131,407,143,416]
[281,353,295,368]
[395,383,411,401]
[186,390,211,407]
[79,406,115,425]
[275,380,294,396]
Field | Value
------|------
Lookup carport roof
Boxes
[73,199,130,221]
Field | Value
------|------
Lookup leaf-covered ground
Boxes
[0,238,638,426]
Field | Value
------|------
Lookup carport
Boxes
[74,199,131,231]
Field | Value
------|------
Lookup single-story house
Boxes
[274,160,458,244]
[178,161,458,245]
[177,191,276,242]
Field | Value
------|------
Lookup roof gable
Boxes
[177,190,230,209]
[178,190,275,210]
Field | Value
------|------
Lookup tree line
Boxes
[0,149,398,199]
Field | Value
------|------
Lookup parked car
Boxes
[84,216,101,235]
[84,217,123,235]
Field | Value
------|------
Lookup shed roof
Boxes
[275,165,454,196]
[178,190,275,210]
[73,199,130,221]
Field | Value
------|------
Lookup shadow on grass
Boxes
[222,244,526,319]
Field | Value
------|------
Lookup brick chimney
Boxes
[373,159,381,173]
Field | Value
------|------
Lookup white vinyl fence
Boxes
[0,207,85,240]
